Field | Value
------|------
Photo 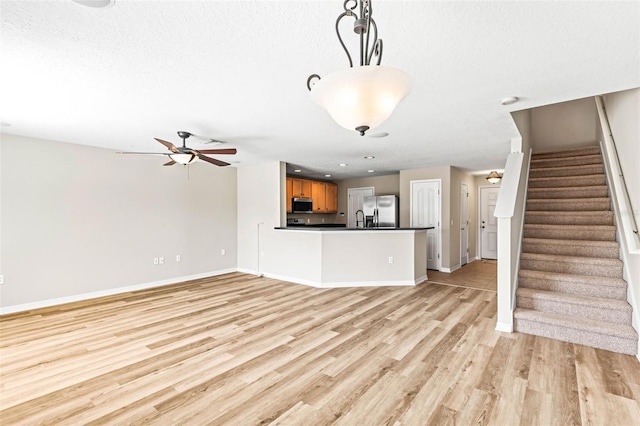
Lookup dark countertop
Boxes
[275,226,435,231]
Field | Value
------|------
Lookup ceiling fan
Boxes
[118,131,236,166]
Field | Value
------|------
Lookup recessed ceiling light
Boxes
[367,169,375,173]
[71,0,116,8]
[294,169,302,173]
[339,163,348,167]
[325,174,332,177]
[364,155,375,160]
[501,96,519,105]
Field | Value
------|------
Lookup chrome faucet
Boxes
[355,209,364,229]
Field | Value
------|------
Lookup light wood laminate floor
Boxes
[1,266,639,425]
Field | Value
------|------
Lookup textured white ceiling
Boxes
[1,0,639,180]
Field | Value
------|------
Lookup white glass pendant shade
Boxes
[310,65,411,133]
[170,153,196,165]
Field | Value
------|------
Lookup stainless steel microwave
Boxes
[292,198,313,213]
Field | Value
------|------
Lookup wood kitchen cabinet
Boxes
[286,177,337,214]
[286,177,293,213]
[312,181,327,213]
[325,183,338,213]
[291,178,312,198]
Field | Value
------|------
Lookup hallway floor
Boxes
[427,259,497,292]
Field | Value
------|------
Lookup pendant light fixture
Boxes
[486,171,502,184]
[307,0,411,136]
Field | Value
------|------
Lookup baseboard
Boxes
[441,264,461,273]
[0,268,237,315]
[495,321,513,333]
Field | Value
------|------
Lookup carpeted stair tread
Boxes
[516,288,632,325]
[516,146,637,355]
[513,308,638,355]
[529,164,604,178]
[523,223,616,241]
[518,269,627,299]
[520,252,622,267]
[527,185,608,199]
[520,252,623,278]
[528,174,606,188]
[525,211,613,226]
[532,146,600,159]
[530,154,603,169]
[522,238,619,258]
[526,198,610,211]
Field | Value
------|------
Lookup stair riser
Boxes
[528,187,609,199]
[525,213,613,226]
[513,319,637,355]
[531,155,602,168]
[532,147,600,160]
[518,275,627,300]
[523,227,616,241]
[522,242,619,258]
[526,200,610,211]
[528,175,606,188]
[520,258,623,278]
[529,165,604,178]
[516,295,632,324]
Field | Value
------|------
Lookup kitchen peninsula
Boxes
[268,227,431,288]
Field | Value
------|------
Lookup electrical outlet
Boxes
[0,275,4,285]
[153,258,159,265]
[388,256,394,264]
[176,254,181,262]
[159,257,164,264]
[221,249,226,256]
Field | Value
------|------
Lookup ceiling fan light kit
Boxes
[486,170,502,184]
[118,131,236,167]
[307,0,411,136]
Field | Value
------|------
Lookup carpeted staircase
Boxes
[513,145,638,355]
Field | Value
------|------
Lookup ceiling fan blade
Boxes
[163,160,176,166]
[197,154,230,167]
[202,139,227,144]
[196,148,237,155]
[117,151,171,155]
[154,138,179,153]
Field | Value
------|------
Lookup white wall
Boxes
[0,134,238,310]
[236,162,283,273]
[530,97,598,151]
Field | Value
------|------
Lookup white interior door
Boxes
[348,187,374,228]
[410,179,441,270]
[460,183,469,266]
[480,186,500,259]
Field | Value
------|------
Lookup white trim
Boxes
[0,268,237,315]
[495,322,513,333]
[460,182,469,267]
[440,264,460,273]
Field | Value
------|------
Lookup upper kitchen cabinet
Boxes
[286,177,293,213]
[312,181,327,213]
[286,177,337,214]
[325,183,338,213]
[291,178,312,198]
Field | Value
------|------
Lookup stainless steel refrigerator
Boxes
[363,195,399,228]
